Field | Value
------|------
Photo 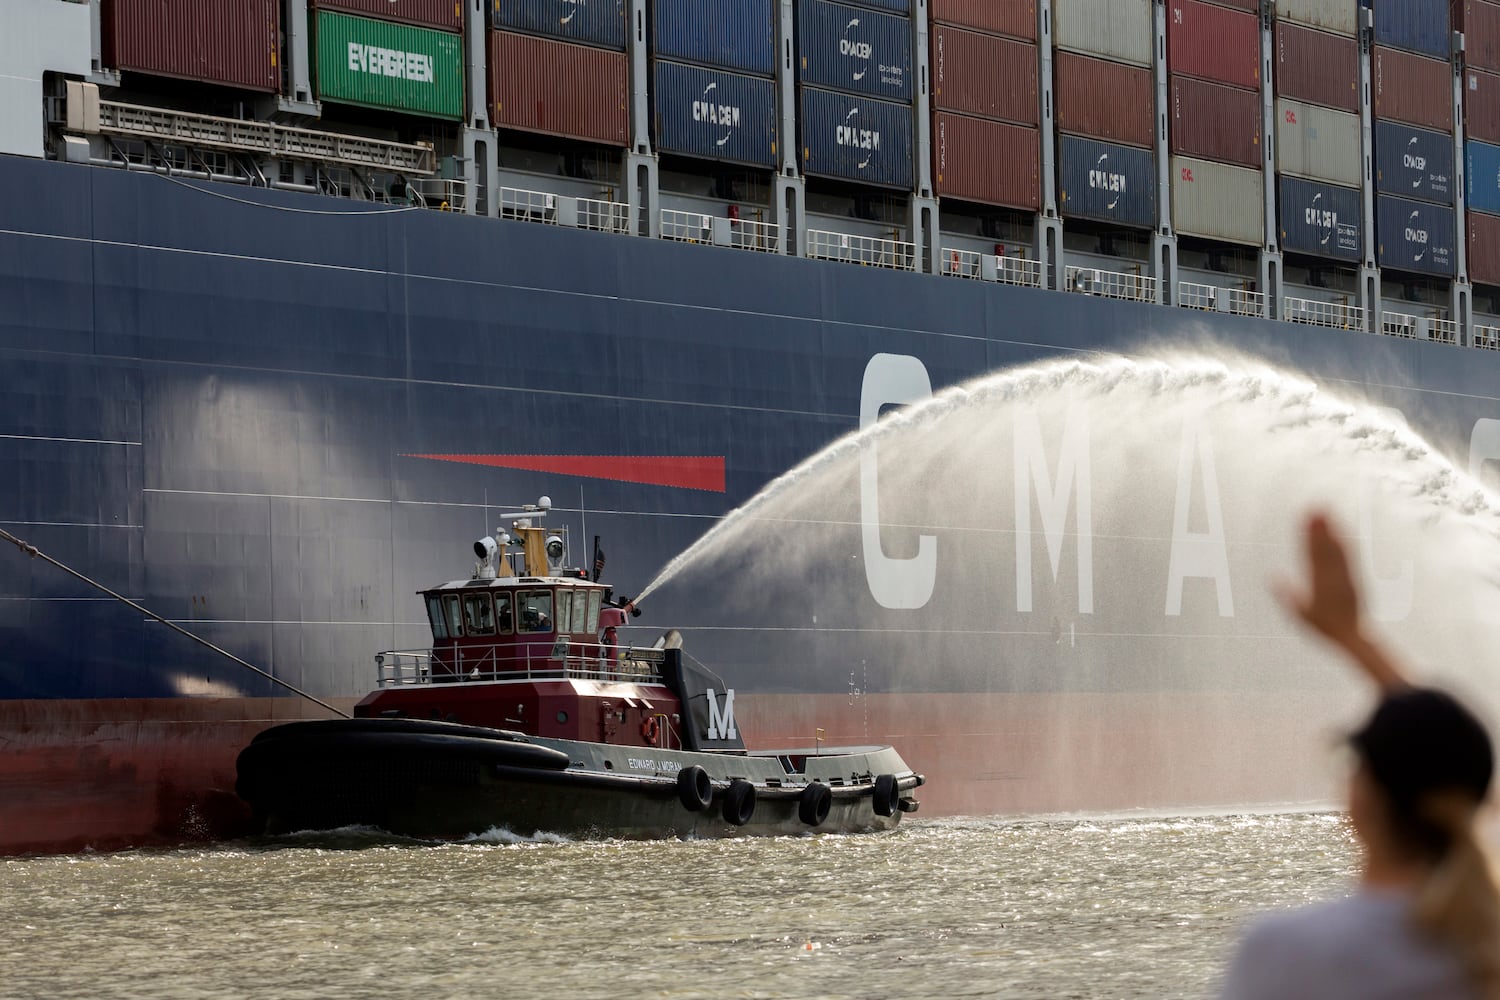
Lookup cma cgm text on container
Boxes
[651,0,776,76]
[1057,134,1155,228]
[1374,120,1454,205]
[797,0,912,102]
[653,60,778,167]
[801,87,913,188]
[1377,194,1457,276]
[1279,176,1361,262]
[314,11,463,119]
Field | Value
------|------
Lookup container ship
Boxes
[5,0,1500,855]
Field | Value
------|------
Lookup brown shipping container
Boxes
[1372,46,1454,132]
[932,26,1038,126]
[1468,69,1500,143]
[1170,76,1262,167]
[1054,51,1154,148]
[1275,22,1359,113]
[1200,0,1258,9]
[931,0,1036,40]
[313,0,462,32]
[489,31,628,146]
[1461,1,1500,75]
[933,112,1041,210]
[1167,0,1260,91]
[1470,209,1500,286]
[103,0,280,92]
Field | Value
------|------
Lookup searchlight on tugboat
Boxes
[233,495,925,840]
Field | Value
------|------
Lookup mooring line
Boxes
[0,526,350,719]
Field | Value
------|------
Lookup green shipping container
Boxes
[314,11,463,120]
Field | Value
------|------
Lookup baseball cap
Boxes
[1351,687,1495,806]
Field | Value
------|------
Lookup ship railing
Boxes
[374,642,666,688]
[943,248,984,279]
[577,196,631,234]
[1428,317,1460,346]
[69,84,434,174]
[807,230,917,271]
[661,208,714,244]
[1065,266,1157,304]
[730,217,782,253]
[1381,310,1423,341]
[410,178,466,212]
[995,254,1044,288]
[1476,324,1500,350]
[660,209,781,252]
[499,187,559,225]
[1284,296,1365,331]
[1179,282,1267,317]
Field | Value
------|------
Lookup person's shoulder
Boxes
[1220,895,1396,1000]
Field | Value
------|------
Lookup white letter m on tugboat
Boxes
[705,688,738,740]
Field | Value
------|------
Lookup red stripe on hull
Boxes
[402,454,727,493]
[0,690,1349,855]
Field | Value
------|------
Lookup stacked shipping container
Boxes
[798,0,914,188]
[1371,0,1457,275]
[1052,0,1156,229]
[1166,0,1263,246]
[1274,1,1363,263]
[929,0,1040,208]
[490,0,630,145]
[650,0,778,168]
[313,8,464,120]
[102,0,282,92]
[1459,1,1500,284]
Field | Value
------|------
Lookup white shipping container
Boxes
[1171,156,1265,246]
[1275,98,1362,186]
[1053,0,1152,68]
[1274,0,1358,37]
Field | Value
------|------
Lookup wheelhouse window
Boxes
[493,591,513,634]
[442,594,464,637]
[426,596,448,640]
[586,589,602,634]
[570,589,588,636]
[517,590,554,634]
[555,588,573,634]
[462,592,496,635]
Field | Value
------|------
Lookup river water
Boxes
[2,811,1355,999]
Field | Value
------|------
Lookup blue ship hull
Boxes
[2,154,1498,850]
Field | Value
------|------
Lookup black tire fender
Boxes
[677,765,712,812]
[872,773,899,817]
[798,782,832,826]
[722,778,756,826]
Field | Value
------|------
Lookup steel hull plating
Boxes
[3,154,1499,851]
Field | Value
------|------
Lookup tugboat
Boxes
[235,497,924,840]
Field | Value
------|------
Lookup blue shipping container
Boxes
[841,0,910,11]
[1374,120,1454,206]
[1279,177,1362,262]
[1372,0,1450,60]
[1467,140,1500,215]
[492,0,627,50]
[797,0,912,103]
[1057,135,1155,229]
[799,85,913,188]
[1376,193,1456,275]
[653,60,778,167]
[651,0,776,77]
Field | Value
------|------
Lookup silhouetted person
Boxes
[1220,513,1500,1000]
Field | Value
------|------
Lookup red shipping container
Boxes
[930,0,1036,41]
[1054,51,1155,148]
[1203,0,1258,8]
[1275,22,1359,113]
[103,0,280,92]
[933,112,1041,210]
[1170,75,1262,167]
[1372,46,1454,132]
[1167,0,1260,91]
[1467,68,1500,142]
[1469,209,1500,286]
[1458,1,1500,74]
[489,31,628,146]
[313,0,462,33]
[931,26,1038,126]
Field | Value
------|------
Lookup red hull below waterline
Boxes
[0,691,1352,856]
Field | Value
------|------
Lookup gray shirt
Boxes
[1219,889,1476,1000]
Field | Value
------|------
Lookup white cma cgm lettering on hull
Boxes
[347,42,434,82]
[856,355,1500,621]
